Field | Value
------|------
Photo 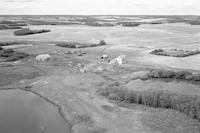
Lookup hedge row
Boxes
[98,82,200,120]
[146,69,200,81]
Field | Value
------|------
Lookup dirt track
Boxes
[29,70,153,133]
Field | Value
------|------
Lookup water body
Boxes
[0,89,70,133]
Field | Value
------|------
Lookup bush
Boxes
[98,83,200,120]
[146,70,161,78]
[160,70,176,78]
[108,93,123,101]
[150,49,164,54]
[185,75,193,80]
[147,69,175,78]
[192,74,200,81]
[175,71,192,79]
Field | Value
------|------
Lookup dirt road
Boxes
[29,69,153,133]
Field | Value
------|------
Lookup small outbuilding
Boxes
[109,55,126,65]
[101,54,109,59]
[36,54,51,61]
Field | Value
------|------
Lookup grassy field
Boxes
[1,16,200,132]
[1,23,200,70]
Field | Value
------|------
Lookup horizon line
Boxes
[0,14,200,16]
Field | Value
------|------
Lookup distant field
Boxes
[0,23,200,70]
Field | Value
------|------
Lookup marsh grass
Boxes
[0,48,29,61]
[98,82,200,120]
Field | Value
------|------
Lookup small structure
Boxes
[101,54,109,60]
[36,54,51,61]
[109,55,126,65]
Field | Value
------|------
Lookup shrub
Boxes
[160,70,176,78]
[153,49,164,53]
[192,74,200,81]
[185,75,193,80]
[146,70,161,78]
[147,69,175,78]
[175,71,192,79]
[108,93,123,101]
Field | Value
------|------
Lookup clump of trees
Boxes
[98,82,200,121]
[150,48,200,57]
[0,47,29,62]
[57,42,83,48]
[57,40,107,48]
[188,20,200,25]
[0,42,29,46]
[0,20,27,30]
[117,22,141,27]
[14,28,50,36]
[146,69,200,81]
[0,25,22,30]
[98,40,106,46]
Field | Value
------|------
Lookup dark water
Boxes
[0,89,70,133]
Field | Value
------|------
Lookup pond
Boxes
[0,89,70,133]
